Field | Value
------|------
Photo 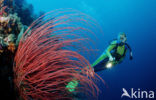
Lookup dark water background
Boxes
[26,0,156,99]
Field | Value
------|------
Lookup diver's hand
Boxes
[130,52,133,60]
[109,56,115,61]
[130,56,133,60]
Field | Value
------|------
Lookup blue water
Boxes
[26,0,156,99]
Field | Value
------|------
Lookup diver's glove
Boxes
[130,56,133,60]
[109,56,115,61]
[130,52,133,60]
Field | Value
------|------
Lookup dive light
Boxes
[106,62,113,68]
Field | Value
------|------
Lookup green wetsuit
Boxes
[66,40,132,92]
[92,40,132,72]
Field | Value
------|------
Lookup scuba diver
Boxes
[66,32,133,93]
[92,32,133,72]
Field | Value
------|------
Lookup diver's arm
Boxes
[125,43,133,60]
[106,41,117,60]
[106,50,113,60]
[91,52,106,67]
[91,41,117,67]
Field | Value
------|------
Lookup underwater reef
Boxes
[0,0,103,99]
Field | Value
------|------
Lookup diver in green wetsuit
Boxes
[66,32,133,93]
[92,32,133,72]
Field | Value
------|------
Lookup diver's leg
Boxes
[93,58,109,72]
[94,66,106,72]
